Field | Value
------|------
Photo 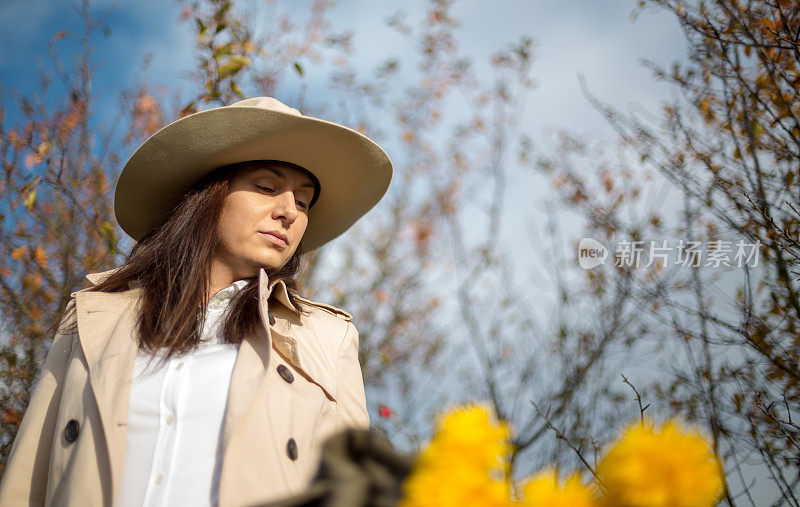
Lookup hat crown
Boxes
[229,96,302,117]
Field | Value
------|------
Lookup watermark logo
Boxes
[576,238,761,270]
[578,238,609,270]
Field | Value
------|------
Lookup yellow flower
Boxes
[597,418,724,507]
[400,403,513,507]
[519,467,597,507]
[402,467,510,507]
[420,403,512,473]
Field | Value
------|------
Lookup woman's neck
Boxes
[207,259,253,304]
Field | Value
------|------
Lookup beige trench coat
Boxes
[0,267,370,506]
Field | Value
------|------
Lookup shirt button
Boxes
[268,311,276,326]
[277,364,294,384]
[166,414,175,425]
[155,474,164,485]
[64,419,80,443]
[286,438,298,461]
[176,362,184,370]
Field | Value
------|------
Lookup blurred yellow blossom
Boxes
[399,403,512,507]
[398,404,724,507]
[519,467,596,507]
[596,418,724,507]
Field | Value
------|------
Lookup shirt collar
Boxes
[207,278,249,308]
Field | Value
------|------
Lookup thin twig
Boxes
[530,399,605,489]
[621,373,650,426]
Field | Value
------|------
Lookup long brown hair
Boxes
[51,161,314,367]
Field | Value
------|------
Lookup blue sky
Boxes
[1,0,686,135]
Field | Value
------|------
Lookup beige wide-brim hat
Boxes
[114,96,393,253]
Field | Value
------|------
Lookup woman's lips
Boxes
[261,232,287,248]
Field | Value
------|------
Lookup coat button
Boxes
[277,364,294,384]
[268,311,276,326]
[64,419,80,443]
[286,438,298,461]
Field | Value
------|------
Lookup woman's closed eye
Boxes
[256,185,309,210]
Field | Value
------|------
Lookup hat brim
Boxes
[114,105,393,253]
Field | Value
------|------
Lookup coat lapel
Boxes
[221,268,303,449]
[71,285,141,504]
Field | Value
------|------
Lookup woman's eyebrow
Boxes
[257,167,316,189]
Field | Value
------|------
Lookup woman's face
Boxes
[214,160,316,278]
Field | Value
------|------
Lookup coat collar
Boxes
[82,266,299,313]
[74,266,312,389]
[69,266,334,503]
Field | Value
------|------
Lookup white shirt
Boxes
[116,279,249,507]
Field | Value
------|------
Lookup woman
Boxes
[0,97,393,506]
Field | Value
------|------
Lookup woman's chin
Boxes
[250,252,289,270]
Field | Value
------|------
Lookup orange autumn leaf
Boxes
[132,93,164,136]
[60,108,81,138]
[374,288,391,303]
[24,152,42,169]
[136,93,159,113]
[414,220,433,250]
[29,306,42,320]
[10,246,28,260]
[2,409,22,426]
[22,273,42,290]
[35,246,47,268]
[7,129,20,146]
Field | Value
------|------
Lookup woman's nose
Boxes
[272,191,299,221]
